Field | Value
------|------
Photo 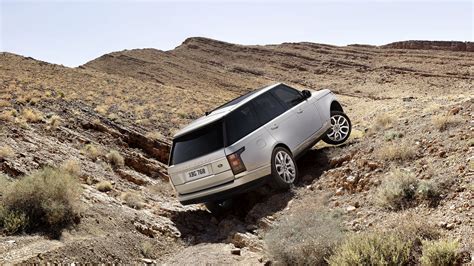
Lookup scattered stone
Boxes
[439,221,447,228]
[231,248,241,256]
[140,258,156,264]
[329,154,352,168]
[446,223,455,230]
[335,187,344,196]
[448,106,461,115]
[116,169,148,186]
[231,232,264,252]
[346,205,357,212]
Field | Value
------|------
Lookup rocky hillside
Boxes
[0,38,473,264]
[382,40,474,52]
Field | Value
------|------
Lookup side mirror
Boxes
[302,90,311,99]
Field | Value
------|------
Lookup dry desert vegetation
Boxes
[0,38,473,264]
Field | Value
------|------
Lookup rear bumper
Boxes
[176,165,271,205]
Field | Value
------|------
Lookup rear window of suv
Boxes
[170,121,224,165]
[225,103,260,145]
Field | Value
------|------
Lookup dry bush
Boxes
[377,140,416,161]
[47,114,62,129]
[82,144,102,161]
[0,167,82,236]
[106,150,124,167]
[121,192,145,209]
[384,131,403,141]
[265,209,345,265]
[327,231,411,265]
[60,159,81,176]
[96,181,113,192]
[376,170,418,210]
[0,145,14,160]
[0,110,16,122]
[432,114,462,131]
[374,113,393,129]
[140,241,155,259]
[145,131,163,140]
[376,171,441,210]
[421,239,460,266]
[417,180,441,203]
[21,108,43,122]
[94,105,108,115]
[390,215,440,243]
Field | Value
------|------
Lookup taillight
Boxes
[226,147,246,175]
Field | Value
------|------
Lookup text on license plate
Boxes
[186,166,209,181]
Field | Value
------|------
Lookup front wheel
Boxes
[322,111,352,145]
[270,147,298,190]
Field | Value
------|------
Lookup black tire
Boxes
[205,199,233,215]
[322,111,352,145]
[270,146,298,190]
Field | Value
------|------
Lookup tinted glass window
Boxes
[225,103,260,145]
[252,93,286,125]
[171,121,224,165]
[271,85,304,109]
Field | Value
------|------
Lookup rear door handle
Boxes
[270,124,279,130]
[297,109,303,114]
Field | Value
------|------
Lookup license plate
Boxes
[185,166,210,181]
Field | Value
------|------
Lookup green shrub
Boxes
[327,232,411,266]
[421,239,460,266]
[1,167,81,236]
[2,210,28,235]
[265,209,345,265]
[106,150,124,167]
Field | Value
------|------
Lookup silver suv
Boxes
[168,83,351,207]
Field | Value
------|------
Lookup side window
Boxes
[252,92,286,125]
[271,85,304,109]
[225,103,260,145]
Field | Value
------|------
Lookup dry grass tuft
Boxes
[121,192,145,209]
[21,108,43,123]
[0,109,16,122]
[94,105,108,115]
[327,231,411,265]
[421,239,460,266]
[47,114,62,129]
[377,140,416,161]
[0,167,82,236]
[0,145,14,160]
[140,241,155,259]
[82,144,102,161]
[374,113,393,129]
[432,114,462,131]
[60,159,82,176]
[265,209,345,265]
[96,181,113,192]
[145,131,163,140]
[376,170,441,210]
[106,150,124,167]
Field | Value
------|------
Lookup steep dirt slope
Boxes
[0,38,473,264]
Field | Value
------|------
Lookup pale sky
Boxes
[1,0,472,67]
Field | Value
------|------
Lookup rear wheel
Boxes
[323,111,352,145]
[270,147,298,190]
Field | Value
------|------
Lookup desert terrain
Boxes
[0,37,472,264]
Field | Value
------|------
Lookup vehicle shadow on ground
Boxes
[169,147,332,245]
